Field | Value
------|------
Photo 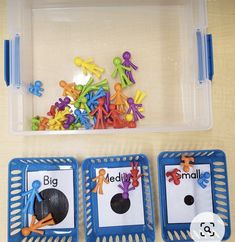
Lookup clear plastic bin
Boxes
[6,0,213,135]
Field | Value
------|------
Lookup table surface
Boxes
[0,0,234,241]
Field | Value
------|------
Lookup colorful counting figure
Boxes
[181,156,195,173]
[111,83,128,113]
[107,104,125,129]
[74,56,105,79]
[74,109,92,130]
[21,213,55,236]
[130,162,143,187]
[48,107,71,130]
[92,169,109,195]
[22,180,42,215]
[118,173,135,199]
[198,172,211,189]
[28,80,44,97]
[112,57,132,88]
[63,114,76,129]
[32,116,40,131]
[59,80,80,100]
[127,97,144,122]
[39,117,49,131]
[87,87,106,111]
[125,90,146,122]
[69,122,82,130]
[55,97,71,111]
[47,105,56,117]
[90,98,108,129]
[122,51,138,84]
[74,78,109,112]
[166,168,181,185]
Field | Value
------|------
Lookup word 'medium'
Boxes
[44,175,58,187]
[178,169,201,179]
[105,172,130,183]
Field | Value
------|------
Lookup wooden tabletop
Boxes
[0,0,234,241]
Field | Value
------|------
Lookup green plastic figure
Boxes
[69,122,82,130]
[32,116,40,131]
[111,57,133,88]
[74,77,109,113]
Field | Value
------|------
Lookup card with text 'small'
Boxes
[158,150,231,242]
[8,157,79,242]
[82,154,155,242]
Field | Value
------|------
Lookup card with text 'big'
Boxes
[8,157,79,242]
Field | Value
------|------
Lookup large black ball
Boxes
[34,188,69,224]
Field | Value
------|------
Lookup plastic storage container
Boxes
[5,0,213,135]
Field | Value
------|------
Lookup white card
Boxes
[165,164,213,224]
[27,169,74,229]
[96,167,145,227]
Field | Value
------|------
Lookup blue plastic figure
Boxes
[118,173,135,199]
[28,81,44,97]
[22,180,42,215]
[198,172,211,189]
[74,109,93,129]
[87,88,106,111]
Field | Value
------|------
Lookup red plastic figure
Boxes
[47,105,56,117]
[127,121,137,128]
[130,162,143,187]
[106,104,125,128]
[166,168,181,185]
[90,98,108,129]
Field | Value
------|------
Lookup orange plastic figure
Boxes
[110,83,127,113]
[92,169,109,194]
[39,117,49,130]
[21,213,55,236]
[90,98,108,129]
[130,162,143,187]
[59,80,80,100]
[74,56,105,79]
[181,156,195,173]
[107,104,125,128]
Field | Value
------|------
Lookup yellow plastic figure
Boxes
[111,83,128,113]
[125,90,146,122]
[48,107,70,130]
[92,169,109,195]
[74,56,105,79]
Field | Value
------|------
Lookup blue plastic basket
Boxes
[82,154,155,242]
[158,150,231,242]
[8,157,79,242]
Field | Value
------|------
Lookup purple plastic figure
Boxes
[63,114,75,129]
[74,109,93,130]
[118,173,135,199]
[104,92,110,112]
[22,180,42,215]
[28,81,44,97]
[122,51,138,84]
[127,97,145,122]
[198,172,211,189]
[55,97,71,111]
